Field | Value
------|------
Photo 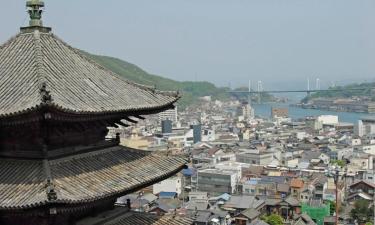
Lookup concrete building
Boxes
[236,151,275,166]
[317,115,339,126]
[271,108,288,119]
[153,176,182,195]
[238,102,255,121]
[197,168,238,194]
[356,117,375,137]
[192,124,202,144]
[161,119,172,134]
[158,107,178,124]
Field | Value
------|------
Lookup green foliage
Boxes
[365,222,373,225]
[261,214,284,225]
[330,160,346,168]
[350,199,374,223]
[231,86,276,102]
[325,200,336,215]
[304,82,375,102]
[82,52,230,109]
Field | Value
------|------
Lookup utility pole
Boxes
[327,167,340,225]
[373,162,375,225]
[334,170,339,225]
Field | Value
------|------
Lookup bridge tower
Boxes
[248,80,252,106]
[257,81,262,104]
[307,78,311,98]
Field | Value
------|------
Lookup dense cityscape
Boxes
[109,97,375,225]
[1,1,374,225]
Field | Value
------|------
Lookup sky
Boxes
[2,0,375,90]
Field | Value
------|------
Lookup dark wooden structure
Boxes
[0,1,187,225]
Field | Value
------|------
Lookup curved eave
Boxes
[0,94,180,122]
[0,157,187,211]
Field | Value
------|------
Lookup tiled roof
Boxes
[0,146,187,210]
[240,208,260,220]
[77,207,193,225]
[103,213,194,225]
[290,178,304,188]
[223,195,264,209]
[249,219,270,225]
[0,30,179,118]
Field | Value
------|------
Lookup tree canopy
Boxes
[350,200,373,223]
[261,214,284,225]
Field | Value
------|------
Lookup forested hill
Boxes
[83,52,230,108]
[305,82,375,101]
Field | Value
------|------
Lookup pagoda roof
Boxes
[0,30,179,118]
[0,146,187,210]
[77,207,194,225]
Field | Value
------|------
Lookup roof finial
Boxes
[26,0,45,27]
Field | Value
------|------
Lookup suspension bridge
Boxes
[227,79,373,103]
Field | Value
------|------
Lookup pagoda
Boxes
[0,1,187,225]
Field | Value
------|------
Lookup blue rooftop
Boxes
[182,168,194,176]
[158,192,177,199]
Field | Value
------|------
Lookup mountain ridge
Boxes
[83,52,230,108]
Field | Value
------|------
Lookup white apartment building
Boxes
[356,118,375,137]
[153,176,182,195]
[158,107,178,124]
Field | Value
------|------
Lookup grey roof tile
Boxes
[0,146,187,210]
[0,31,179,117]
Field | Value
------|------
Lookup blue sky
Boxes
[2,0,375,89]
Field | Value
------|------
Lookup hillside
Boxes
[303,82,375,102]
[84,52,230,108]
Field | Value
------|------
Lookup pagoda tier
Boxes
[76,207,194,225]
[0,18,180,156]
[0,30,179,120]
[0,146,188,224]
[0,146,187,210]
[0,1,188,224]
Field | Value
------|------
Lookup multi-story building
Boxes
[197,168,238,194]
[153,176,183,195]
[356,117,375,137]
[159,107,178,124]
[271,108,288,119]
[237,102,255,121]
[236,151,275,166]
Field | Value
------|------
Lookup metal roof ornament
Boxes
[26,0,45,27]
[40,82,53,104]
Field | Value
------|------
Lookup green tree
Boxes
[261,214,284,225]
[330,160,345,168]
[325,200,336,215]
[350,200,373,223]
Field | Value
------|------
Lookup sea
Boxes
[252,102,373,124]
